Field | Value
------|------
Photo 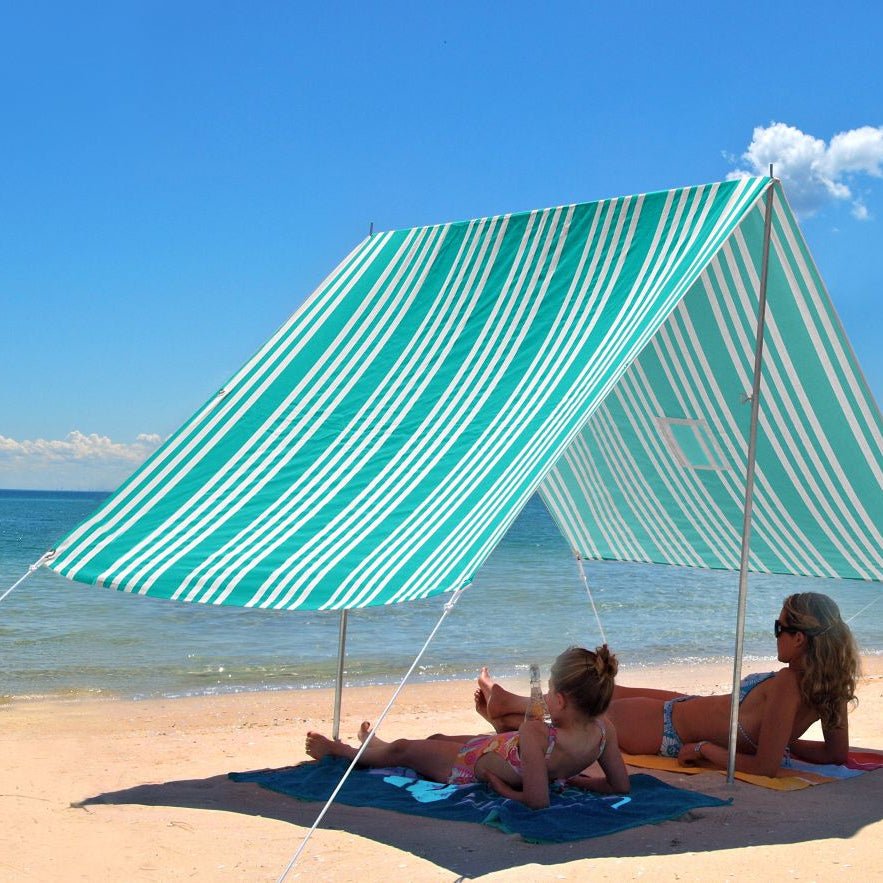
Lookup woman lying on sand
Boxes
[306,645,630,808]
[476,593,860,778]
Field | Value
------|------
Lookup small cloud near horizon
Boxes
[0,430,163,491]
[726,122,883,220]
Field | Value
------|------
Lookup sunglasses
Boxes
[774,619,801,638]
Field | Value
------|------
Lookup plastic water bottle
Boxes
[525,663,547,721]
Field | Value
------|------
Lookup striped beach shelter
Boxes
[41,176,883,783]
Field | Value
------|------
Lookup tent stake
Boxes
[332,610,348,740]
[727,175,776,785]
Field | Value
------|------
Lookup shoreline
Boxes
[2,658,881,881]
[4,651,881,707]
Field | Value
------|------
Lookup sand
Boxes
[2,656,881,882]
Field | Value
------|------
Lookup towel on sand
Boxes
[230,756,729,843]
[622,750,882,791]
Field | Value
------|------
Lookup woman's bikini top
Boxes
[737,671,776,749]
[739,671,776,703]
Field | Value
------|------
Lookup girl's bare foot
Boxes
[474,687,491,722]
[305,731,350,761]
[484,682,527,732]
[485,683,508,722]
[356,720,393,753]
[477,666,495,700]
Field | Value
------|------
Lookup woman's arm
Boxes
[789,705,849,765]
[677,739,770,774]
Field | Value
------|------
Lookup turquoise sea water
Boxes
[1,489,881,701]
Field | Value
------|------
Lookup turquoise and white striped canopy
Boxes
[48,177,883,608]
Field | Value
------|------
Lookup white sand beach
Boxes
[2,656,881,882]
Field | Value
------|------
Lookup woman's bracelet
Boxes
[695,740,708,757]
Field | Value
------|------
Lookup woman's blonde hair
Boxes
[782,592,860,729]
[550,644,618,718]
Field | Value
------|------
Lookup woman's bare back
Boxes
[674,669,819,749]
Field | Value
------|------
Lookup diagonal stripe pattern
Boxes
[48,177,880,608]
[541,187,883,581]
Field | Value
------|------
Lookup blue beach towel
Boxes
[230,757,730,843]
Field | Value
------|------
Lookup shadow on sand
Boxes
[74,765,882,877]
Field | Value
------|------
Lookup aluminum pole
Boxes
[726,175,776,784]
[332,609,348,740]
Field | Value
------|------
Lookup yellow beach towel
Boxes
[621,753,837,791]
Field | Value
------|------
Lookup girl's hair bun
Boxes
[551,644,618,717]
[593,643,619,680]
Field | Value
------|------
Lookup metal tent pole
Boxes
[726,172,776,784]
[332,610,348,740]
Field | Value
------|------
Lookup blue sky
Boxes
[2,1,881,490]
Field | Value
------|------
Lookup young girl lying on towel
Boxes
[305,645,630,809]
[475,592,860,778]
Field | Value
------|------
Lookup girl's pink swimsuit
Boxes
[447,722,606,785]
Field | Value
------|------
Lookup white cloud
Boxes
[0,430,163,490]
[825,127,883,177]
[727,122,883,219]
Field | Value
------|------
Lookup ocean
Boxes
[2,489,881,701]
